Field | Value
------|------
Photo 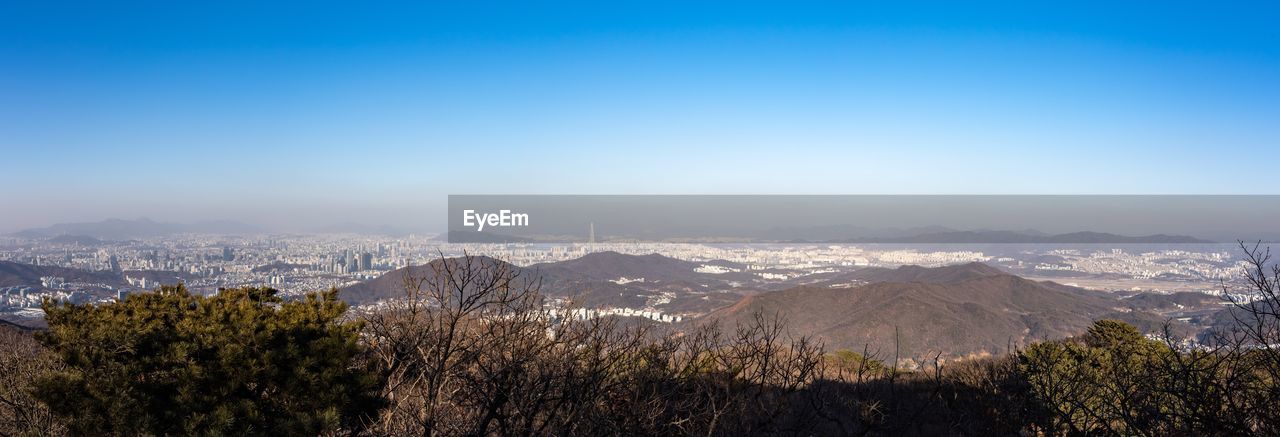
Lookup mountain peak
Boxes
[12,218,262,239]
[847,262,1006,284]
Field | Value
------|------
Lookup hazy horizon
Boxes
[6,194,1280,244]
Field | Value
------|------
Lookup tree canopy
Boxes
[34,285,381,436]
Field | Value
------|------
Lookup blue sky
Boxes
[2,2,1278,231]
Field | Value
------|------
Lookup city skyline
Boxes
[3,2,1280,231]
[7,4,1280,434]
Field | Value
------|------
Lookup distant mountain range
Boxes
[12,217,1216,244]
[12,218,262,240]
[758,225,964,241]
[448,224,1214,244]
[841,230,1214,244]
[10,217,439,239]
[662,225,1214,244]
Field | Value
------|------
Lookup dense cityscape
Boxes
[0,231,1252,322]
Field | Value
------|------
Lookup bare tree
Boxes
[360,253,838,436]
[0,326,64,436]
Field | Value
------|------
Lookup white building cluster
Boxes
[550,307,683,324]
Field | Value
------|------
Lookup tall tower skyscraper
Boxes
[589,222,595,244]
[346,254,358,273]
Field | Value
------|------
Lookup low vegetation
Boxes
[1,245,1278,435]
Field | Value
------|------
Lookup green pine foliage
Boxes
[32,285,381,436]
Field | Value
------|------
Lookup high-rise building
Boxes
[359,252,373,271]
[222,247,234,261]
[345,254,358,273]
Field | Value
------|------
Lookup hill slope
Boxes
[0,261,123,288]
[340,256,534,304]
[834,262,1007,284]
[342,252,747,314]
[531,251,741,283]
[710,264,1163,358]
